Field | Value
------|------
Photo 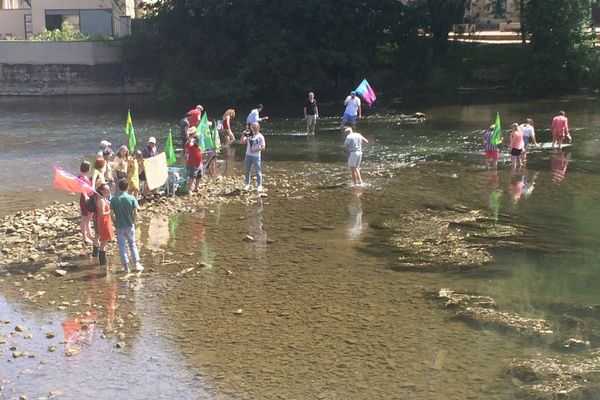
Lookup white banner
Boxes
[144,152,168,190]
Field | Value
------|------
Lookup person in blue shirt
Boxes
[110,179,143,274]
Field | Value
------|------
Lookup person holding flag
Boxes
[484,113,503,170]
[125,109,136,153]
[483,124,500,169]
[340,91,362,133]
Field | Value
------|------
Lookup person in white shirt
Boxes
[518,118,537,164]
[246,104,269,129]
[240,122,266,192]
[340,91,362,132]
[342,127,368,186]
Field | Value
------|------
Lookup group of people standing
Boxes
[483,111,571,170]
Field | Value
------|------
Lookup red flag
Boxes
[53,166,95,195]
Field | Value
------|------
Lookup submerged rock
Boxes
[437,288,553,337]
[508,354,600,399]
[380,206,520,271]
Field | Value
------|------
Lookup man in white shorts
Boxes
[342,127,369,186]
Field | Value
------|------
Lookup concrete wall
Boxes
[0,9,28,39]
[0,40,120,65]
[0,63,153,95]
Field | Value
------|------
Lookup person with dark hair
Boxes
[222,109,236,145]
[340,91,362,132]
[246,104,269,129]
[185,133,203,193]
[552,111,571,149]
[304,92,319,135]
[78,161,95,246]
[110,179,143,274]
[96,183,114,266]
[519,118,537,164]
[180,112,191,146]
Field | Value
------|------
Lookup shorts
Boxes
[188,165,202,179]
[306,115,317,130]
[510,148,523,156]
[342,113,357,124]
[348,151,362,168]
[485,150,498,160]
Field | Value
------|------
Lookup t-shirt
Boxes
[185,140,203,167]
[188,109,202,127]
[246,109,261,125]
[180,118,190,134]
[110,191,139,229]
[344,132,366,152]
[305,100,318,116]
[246,133,266,158]
[142,145,157,158]
[551,115,569,134]
[78,175,93,216]
[484,130,497,151]
[519,124,533,138]
[344,96,361,116]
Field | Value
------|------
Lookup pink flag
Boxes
[355,79,376,106]
[53,166,95,195]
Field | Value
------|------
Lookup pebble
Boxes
[46,332,56,339]
[14,325,26,332]
[233,309,243,315]
[53,270,67,277]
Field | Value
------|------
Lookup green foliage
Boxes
[123,0,421,102]
[523,0,597,90]
[29,21,113,41]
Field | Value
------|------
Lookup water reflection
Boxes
[550,149,570,183]
[146,214,170,251]
[482,171,502,222]
[347,191,365,241]
[246,198,268,263]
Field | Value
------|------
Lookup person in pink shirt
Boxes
[509,123,524,170]
[551,111,571,148]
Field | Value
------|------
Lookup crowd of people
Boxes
[77,91,368,272]
[483,111,571,170]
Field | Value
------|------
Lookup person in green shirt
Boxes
[110,179,143,274]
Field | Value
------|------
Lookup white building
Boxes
[0,0,145,39]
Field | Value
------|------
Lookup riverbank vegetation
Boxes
[121,0,600,103]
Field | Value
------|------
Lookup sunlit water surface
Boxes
[1,95,600,398]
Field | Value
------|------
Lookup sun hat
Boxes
[100,140,111,147]
[148,137,156,144]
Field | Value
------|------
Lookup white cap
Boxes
[100,139,111,147]
[344,128,353,134]
[148,136,156,144]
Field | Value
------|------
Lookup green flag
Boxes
[198,112,211,152]
[165,129,176,166]
[125,109,136,152]
[490,112,502,146]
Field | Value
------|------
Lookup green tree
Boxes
[422,0,470,66]
[122,0,411,102]
[523,0,597,90]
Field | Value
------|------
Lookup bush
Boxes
[29,21,113,41]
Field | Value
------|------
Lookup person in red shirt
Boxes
[185,134,203,193]
[551,110,571,148]
[187,105,204,127]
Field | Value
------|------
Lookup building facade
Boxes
[0,0,142,39]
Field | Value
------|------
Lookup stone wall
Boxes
[0,40,153,95]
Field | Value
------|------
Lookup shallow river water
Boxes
[1,95,600,399]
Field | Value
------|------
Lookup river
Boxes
[1,95,600,399]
